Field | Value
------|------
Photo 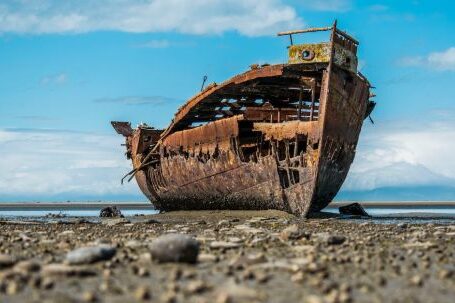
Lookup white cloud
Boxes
[399,47,455,71]
[135,39,171,49]
[94,95,177,106]
[300,0,351,12]
[343,113,455,191]
[40,73,67,85]
[0,128,142,200]
[368,4,389,12]
[0,0,304,36]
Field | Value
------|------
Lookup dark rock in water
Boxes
[99,206,124,218]
[339,203,370,217]
[150,234,199,263]
[45,212,66,219]
[66,245,116,265]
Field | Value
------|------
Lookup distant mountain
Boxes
[336,185,455,201]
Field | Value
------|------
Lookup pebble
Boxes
[41,277,55,290]
[397,223,409,229]
[217,220,231,228]
[6,280,20,295]
[14,260,41,272]
[439,267,454,279]
[210,241,243,249]
[198,253,218,263]
[82,291,98,302]
[410,275,423,287]
[280,224,305,241]
[41,264,97,277]
[149,234,199,263]
[230,253,267,268]
[326,235,346,245]
[0,254,15,268]
[134,286,152,300]
[216,280,264,302]
[58,230,75,237]
[66,245,116,265]
[185,280,210,294]
[101,218,130,226]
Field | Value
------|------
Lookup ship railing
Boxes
[277,25,358,46]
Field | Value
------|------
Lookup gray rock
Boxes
[66,245,116,265]
[338,203,370,217]
[150,234,199,263]
[99,205,123,218]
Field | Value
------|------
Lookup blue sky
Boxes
[0,0,454,202]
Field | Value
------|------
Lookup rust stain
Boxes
[112,22,375,217]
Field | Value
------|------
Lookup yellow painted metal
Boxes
[288,42,358,73]
[288,43,331,64]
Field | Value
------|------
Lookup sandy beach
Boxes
[0,210,454,302]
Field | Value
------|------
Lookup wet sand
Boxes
[0,210,454,302]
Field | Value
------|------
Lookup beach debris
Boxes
[149,234,199,263]
[65,245,116,265]
[99,206,124,218]
[338,203,370,217]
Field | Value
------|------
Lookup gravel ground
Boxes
[0,210,454,303]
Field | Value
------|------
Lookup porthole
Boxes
[301,49,315,60]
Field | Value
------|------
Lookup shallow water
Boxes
[1,207,454,225]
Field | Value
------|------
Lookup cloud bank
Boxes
[0,0,304,36]
[0,128,143,201]
[341,112,455,199]
[1,111,454,202]
[399,47,455,71]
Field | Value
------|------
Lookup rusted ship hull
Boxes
[113,23,373,216]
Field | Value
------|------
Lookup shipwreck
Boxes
[112,22,375,216]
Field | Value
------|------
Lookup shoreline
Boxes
[0,201,454,211]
